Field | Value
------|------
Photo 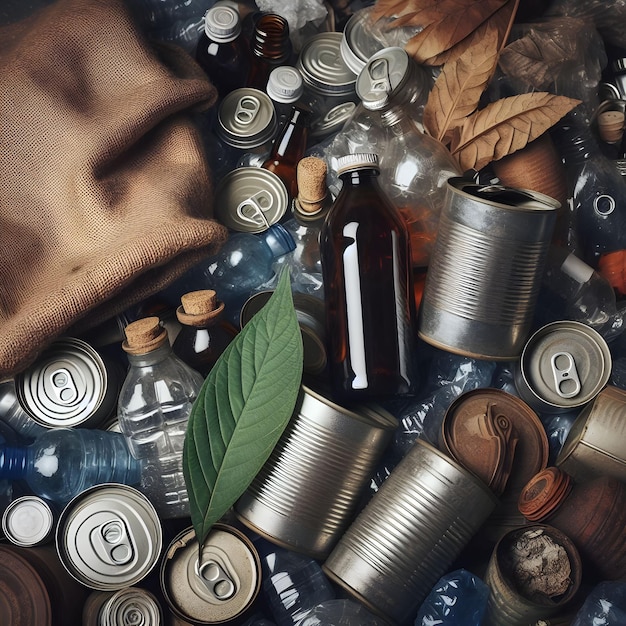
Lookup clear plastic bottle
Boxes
[0,427,142,505]
[320,153,418,400]
[0,378,46,441]
[118,317,204,518]
[295,599,384,625]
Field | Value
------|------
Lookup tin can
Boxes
[2,495,56,547]
[323,438,498,625]
[56,483,162,590]
[213,167,288,233]
[15,336,123,429]
[340,6,386,75]
[515,321,611,414]
[235,385,397,559]
[556,384,626,482]
[418,179,559,360]
[160,524,261,625]
[483,525,582,626]
[82,587,163,626]
[240,291,327,375]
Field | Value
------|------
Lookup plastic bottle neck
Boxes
[260,223,296,258]
[0,444,28,480]
[126,341,174,368]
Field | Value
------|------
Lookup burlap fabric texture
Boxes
[0,0,229,377]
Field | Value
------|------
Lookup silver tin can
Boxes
[340,7,386,75]
[2,495,56,547]
[556,384,626,482]
[214,167,288,233]
[82,587,163,626]
[15,337,123,429]
[235,386,397,559]
[323,438,498,624]
[515,321,611,414]
[418,179,559,360]
[160,524,261,625]
[56,483,162,591]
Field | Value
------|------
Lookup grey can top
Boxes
[2,496,55,547]
[340,7,386,75]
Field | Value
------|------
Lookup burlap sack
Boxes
[0,0,229,377]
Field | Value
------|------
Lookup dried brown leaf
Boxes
[423,23,500,143]
[449,92,581,172]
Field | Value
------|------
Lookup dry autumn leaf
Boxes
[449,92,581,172]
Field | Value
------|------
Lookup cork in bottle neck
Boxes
[176,290,225,327]
[122,317,169,355]
[294,156,331,220]
[518,466,573,522]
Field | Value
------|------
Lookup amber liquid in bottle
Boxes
[320,155,417,400]
[246,13,292,90]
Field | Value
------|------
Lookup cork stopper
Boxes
[598,110,625,144]
[518,466,573,522]
[295,157,329,215]
[176,290,225,327]
[122,317,168,354]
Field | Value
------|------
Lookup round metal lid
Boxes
[267,66,304,104]
[216,88,277,149]
[310,101,356,138]
[336,152,379,175]
[356,47,412,110]
[340,7,386,75]
[204,5,241,41]
[100,587,163,625]
[56,484,162,591]
[15,338,108,428]
[519,321,612,411]
[2,496,55,547]
[214,167,288,233]
[161,524,260,625]
[297,33,357,96]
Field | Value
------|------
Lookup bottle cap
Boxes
[122,317,168,354]
[518,467,573,521]
[204,5,241,42]
[176,290,225,327]
[262,223,296,257]
[295,157,329,217]
[267,66,304,104]
[336,152,379,175]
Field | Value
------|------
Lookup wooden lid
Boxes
[122,316,168,354]
[176,290,225,327]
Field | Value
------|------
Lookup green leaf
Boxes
[183,269,304,549]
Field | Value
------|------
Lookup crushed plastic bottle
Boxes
[295,599,385,625]
[571,580,626,626]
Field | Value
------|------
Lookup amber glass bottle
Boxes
[320,153,417,400]
[246,13,292,90]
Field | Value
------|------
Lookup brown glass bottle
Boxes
[320,153,417,400]
[246,13,292,90]
[261,104,310,200]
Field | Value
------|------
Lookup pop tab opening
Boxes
[196,558,236,601]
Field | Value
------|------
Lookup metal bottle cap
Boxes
[356,47,413,110]
[267,66,304,104]
[216,88,277,149]
[340,7,386,75]
[203,5,241,41]
[2,496,55,547]
[214,167,289,233]
[56,484,162,591]
[336,152,379,175]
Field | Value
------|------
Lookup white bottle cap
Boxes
[336,153,379,175]
[267,66,304,104]
[204,5,241,42]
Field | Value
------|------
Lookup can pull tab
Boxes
[367,57,392,95]
[236,190,272,228]
[90,519,134,566]
[235,95,261,126]
[49,368,78,404]
[197,559,236,601]
[551,351,581,398]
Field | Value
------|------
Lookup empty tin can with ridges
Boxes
[235,385,398,560]
[82,587,163,626]
[418,180,558,360]
[322,438,498,625]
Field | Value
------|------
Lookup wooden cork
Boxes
[598,110,625,144]
[296,157,328,214]
[122,316,168,354]
[176,289,225,327]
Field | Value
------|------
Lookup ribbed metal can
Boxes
[322,438,498,625]
[235,385,398,559]
[82,587,163,626]
[418,179,558,360]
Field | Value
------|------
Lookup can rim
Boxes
[2,495,55,547]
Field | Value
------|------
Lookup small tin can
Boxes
[213,167,288,233]
[160,524,261,625]
[556,384,626,482]
[82,587,163,626]
[323,438,498,625]
[2,495,56,547]
[515,321,611,414]
[56,483,162,591]
[15,337,123,429]
[340,6,386,75]
[235,385,397,559]
[418,180,558,360]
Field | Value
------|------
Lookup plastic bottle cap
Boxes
[122,317,168,354]
[204,5,241,42]
[176,290,225,327]
[267,67,304,104]
[335,153,379,175]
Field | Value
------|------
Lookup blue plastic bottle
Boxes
[0,427,142,505]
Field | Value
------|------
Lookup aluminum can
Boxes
[235,385,397,559]
[483,525,582,626]
[340,6,386,75]
[15,336,124,428]
[2,494,56,547]
[160,524,261,625]
[82,587,163,626]
[556,384,626,482]
[323,438,498,624]
[56,483,163,590]
[418,179,558,360]
[515,321,611,414]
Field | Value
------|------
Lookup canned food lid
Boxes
[356,47,412,110]
[214,168,288,233]
[519,321,611,410]
[297,33,357,96]
[101,587,163,625]
[216,88,277,149]
[2,496,55,547]
[310,101,356,138]
[267,66,304,103]
[204,5,241,41]
[161,524,260,624]
[15,338,109,428]
[336,152,379,175]
[340,7,386,75]
[57,484,162,590]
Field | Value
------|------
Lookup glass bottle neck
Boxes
[126,342,173,368]
[339,167,380,186]
[0,445,27,480]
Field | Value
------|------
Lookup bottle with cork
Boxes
[117,317,204,519]
[172,289,238,377]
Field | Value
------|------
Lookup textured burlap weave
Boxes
[0,0,229,377]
